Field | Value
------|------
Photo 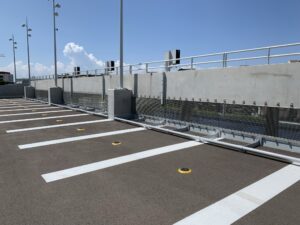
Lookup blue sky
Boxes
[0,0,300,77]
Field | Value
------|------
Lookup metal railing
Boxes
[32,42,300,80]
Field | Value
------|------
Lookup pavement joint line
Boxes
[173,164,300,225]
[0,114,89,124]
[6,119,114,133]
[0,107,58,112]
[18,127,146,150]
[41,141,202,183]
[0,110,72,117]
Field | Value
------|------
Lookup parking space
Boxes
[0,99,299,225]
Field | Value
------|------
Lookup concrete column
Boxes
[48,87,63,105]
[108,89,133,119]
[265,107,279,137]
[24,86,35,99]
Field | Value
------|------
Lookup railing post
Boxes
[116,67,119,75]
[223,53,227,68]
[145,63,149,73]
[129,65,132,75]
[267,48,271,64]
[190,57,194,69]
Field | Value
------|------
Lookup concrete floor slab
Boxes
[0,99,298,225]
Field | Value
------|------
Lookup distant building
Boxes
[0,71,14,84]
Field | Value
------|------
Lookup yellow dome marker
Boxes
[177,168,192,174]
[77,128,86,132]
[112,141,122,146]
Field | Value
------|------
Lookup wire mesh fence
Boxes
[35,90,48,102]
[136,97,300,142]
[63,92,108,113]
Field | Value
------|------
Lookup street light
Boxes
[119,0,124,89]
[22,17,32,82]
[9,35,17,83]
[49,0,61,87]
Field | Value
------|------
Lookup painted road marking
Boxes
[19,127,146,150]
[0,104,48,109]
[42,141,202,183]
[0,114,89,124]
[0,103,43,106]
[7,119,113,133]
[0,107,57,112]
[0,110,71,117]
[173,164,300,225]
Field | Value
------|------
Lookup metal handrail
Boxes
[33,42,300,80]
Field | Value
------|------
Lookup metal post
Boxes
[145,63,148,73]
[119,0,124,89]
[24,18,32,83]
[190,57,194,69]
[223,53,227,68]
[267,48,271,64]
[9,35,17,83]
[52,0,58,87]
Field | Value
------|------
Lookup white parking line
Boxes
[7,119,113,133]
[0,104,48,109]
[0,102,46,106]
[42,141,202,183]
[19,127,146,150]
[0,114,89,124]
[0,110,71,117]
[173,164,300,225]
[0,107,57,112]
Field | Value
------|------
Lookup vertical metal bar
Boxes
[223,53,227,68]
[129,65,132,75]
[145,63,148,73]
[119,0,124,88]
[53,0,58,87]
[267,48,271,64]
[12,35,17,83]
[26,17,31,83]
[191,57,194,69]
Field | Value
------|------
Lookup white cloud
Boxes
[0,42,105,78]
[63,42,105,71]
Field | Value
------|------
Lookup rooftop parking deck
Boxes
[0,98,299,225]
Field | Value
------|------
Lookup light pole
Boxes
[9,35,17,83]
[22,17,32,83]
[119,0,124,89]
[50,0,61,87]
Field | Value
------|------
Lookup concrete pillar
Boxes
[108,89,133,119]
[24,86,35,99]
[265,107,279,137]
[48,87,63,105]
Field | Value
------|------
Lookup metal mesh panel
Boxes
[136,97,300,142]
[35,90,48,102]
[63,92,107,113]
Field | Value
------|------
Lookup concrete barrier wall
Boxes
[0,84,25,98]
[31,63,300,108]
